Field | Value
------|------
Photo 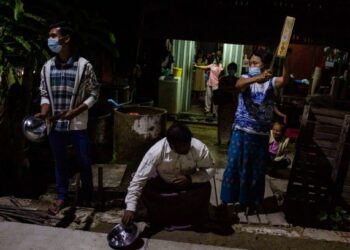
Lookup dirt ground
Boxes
[2,120,349,249]
[149,122,349,250]
[146,229,349,250]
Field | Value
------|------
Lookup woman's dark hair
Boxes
[251,46,273,66]
[214,56,222,65]
[166,123,193,145]
[195,49,203,61]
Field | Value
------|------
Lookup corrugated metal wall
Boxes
[222,44,244,76]
[172,40,196,112]
[173,41,244,112]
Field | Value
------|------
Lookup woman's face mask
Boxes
[248,67,261,76]
[248,55,264,76]
[47,37,62,54]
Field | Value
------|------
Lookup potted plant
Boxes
[0,0,51,195]
[1,0,120,195]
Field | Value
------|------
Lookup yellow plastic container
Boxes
[173,67,182,77]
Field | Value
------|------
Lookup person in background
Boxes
[220,46,290,215]
[272,92,288,125]
[268,121,291,175]
[192,50,208,102]
[122,123,215,228]
[212,62,239,145]
[194,50,224,116]
[36,21,100,215]
[128,64,142,99]
[160,39,174,76]
[273,104,288,125]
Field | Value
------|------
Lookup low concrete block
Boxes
[303,228,348,243]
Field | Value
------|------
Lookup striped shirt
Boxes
[40,56,100,131]
[50,57,77,131]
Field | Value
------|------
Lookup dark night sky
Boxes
[24,0,350,49]
[21,0,350,77]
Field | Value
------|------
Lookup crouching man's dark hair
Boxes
[166,123,192,145]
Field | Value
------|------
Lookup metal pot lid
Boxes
[107,223,140,249]
[22,116,47,143]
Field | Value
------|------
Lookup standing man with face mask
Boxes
[36,21,100,215]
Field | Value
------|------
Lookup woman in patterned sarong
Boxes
[220,47,290,215]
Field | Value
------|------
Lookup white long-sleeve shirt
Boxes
[125,137,215,211]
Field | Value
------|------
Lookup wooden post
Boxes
[98,166,104,207]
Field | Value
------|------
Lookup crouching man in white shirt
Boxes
[122,123,215,227]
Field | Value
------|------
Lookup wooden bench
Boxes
[285,105,350,226]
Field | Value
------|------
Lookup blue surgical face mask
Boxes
[248,67,261,76]
[47,37,62,54]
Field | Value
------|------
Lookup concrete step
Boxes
[0,221,246,250]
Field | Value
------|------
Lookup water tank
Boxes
[158,76,182,114]
[113,106,167,169]
[88,103,113,163]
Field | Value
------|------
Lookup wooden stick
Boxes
[0,211,46,224]
[98,166,104,207]
[269,16,295,71]
[0,205,57,219]
[269,50,278,72]
[212,176,219,206]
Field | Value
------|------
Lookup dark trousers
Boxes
[49,130,93,201]
[140,176,211,226]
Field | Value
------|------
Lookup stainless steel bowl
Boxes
[107,223,140,249]
[22,116,47,143]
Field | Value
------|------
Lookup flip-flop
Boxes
[48,200,65,215]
